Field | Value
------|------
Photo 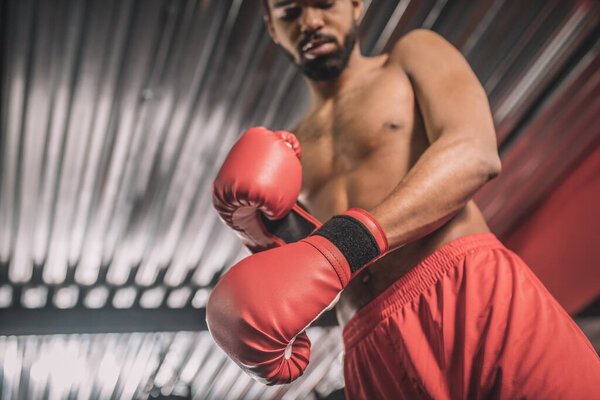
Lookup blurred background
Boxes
[0,0,599,399]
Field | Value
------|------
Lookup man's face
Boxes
[265,0,362,81]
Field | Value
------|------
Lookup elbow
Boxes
[476,152,501,185]
[462,143,501,183]
[464,136,501,181]
[484,152,502,180]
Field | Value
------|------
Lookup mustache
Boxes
[297,33,338,53]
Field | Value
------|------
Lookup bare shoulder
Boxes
[384,29,492,144]
[389,29,453,59]
[388,29,467,75]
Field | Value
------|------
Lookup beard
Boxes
[280,22,358,82]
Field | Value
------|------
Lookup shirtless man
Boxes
[207,1,600,398]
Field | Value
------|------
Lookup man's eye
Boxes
[280,7,301,21]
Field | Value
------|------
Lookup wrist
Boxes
[310,208,389,282]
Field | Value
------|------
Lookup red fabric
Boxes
[504,144,600,314]
[342,233,600,400]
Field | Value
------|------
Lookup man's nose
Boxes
[300,7,324,34]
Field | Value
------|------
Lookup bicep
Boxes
[391,30,496,147]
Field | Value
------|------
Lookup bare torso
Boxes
[294,54,491,327]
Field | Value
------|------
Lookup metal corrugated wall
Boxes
[0,0,598,399]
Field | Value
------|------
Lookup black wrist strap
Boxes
[311,215,381,274]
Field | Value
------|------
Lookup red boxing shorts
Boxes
[342,233,600,400]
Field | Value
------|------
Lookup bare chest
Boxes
[299,72,413,162]
[295,69,428,219]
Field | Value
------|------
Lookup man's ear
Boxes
[351,0,363,21]
[264,16,280,44]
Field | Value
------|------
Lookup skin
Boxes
[265,0,502,326]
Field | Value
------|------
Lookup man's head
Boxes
[262,0,363,81]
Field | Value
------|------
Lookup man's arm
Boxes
[370,29,501,248]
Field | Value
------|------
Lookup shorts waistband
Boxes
[342,233,504,349]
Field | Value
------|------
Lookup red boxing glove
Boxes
[206,208,389,384]
[212,127,321,253]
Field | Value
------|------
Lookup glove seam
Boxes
[304,238,349,286]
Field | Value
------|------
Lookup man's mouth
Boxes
[301,39,337,60]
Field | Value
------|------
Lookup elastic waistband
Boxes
[342,233,504,349]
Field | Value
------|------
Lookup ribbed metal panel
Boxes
[0,328,344,399]
[0,0,599,398]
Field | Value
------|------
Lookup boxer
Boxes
[208,1,600,398]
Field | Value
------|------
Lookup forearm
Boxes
[369,134,500,249]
